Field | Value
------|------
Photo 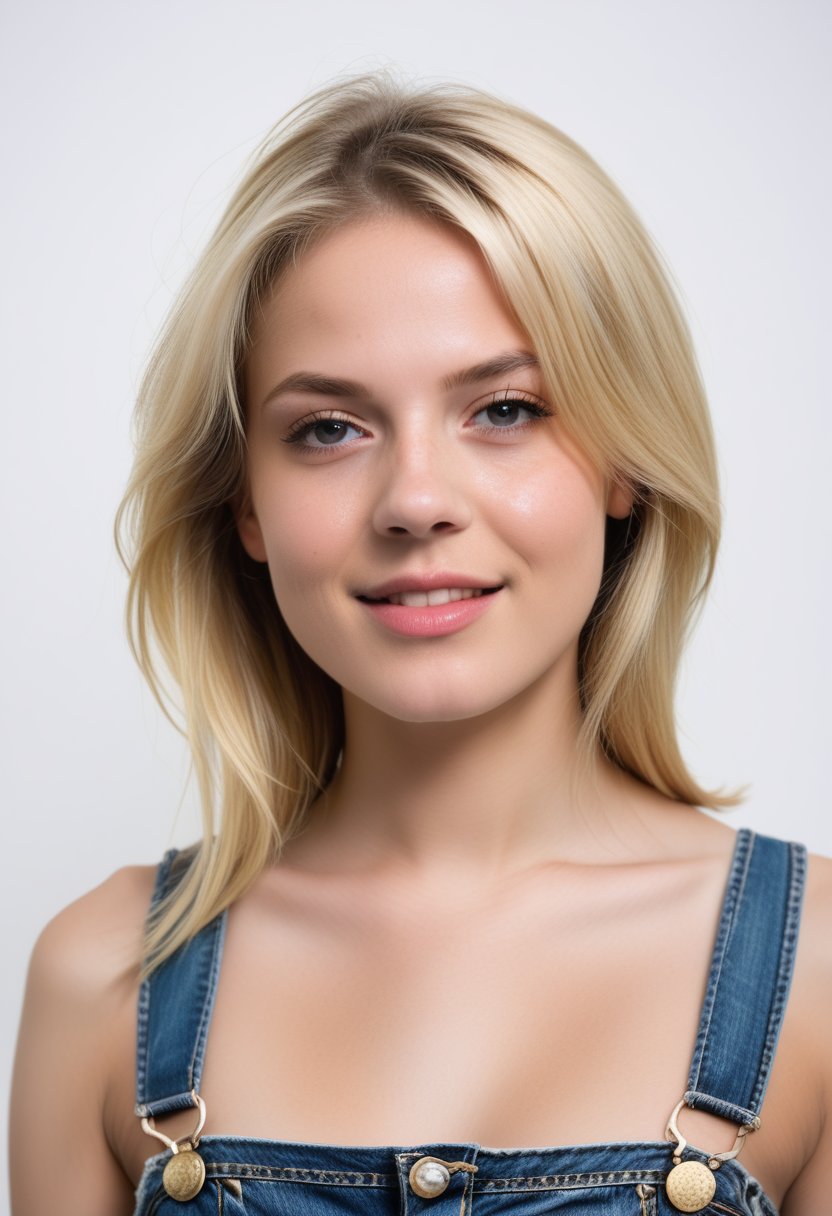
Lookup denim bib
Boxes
[133,828,806,1215]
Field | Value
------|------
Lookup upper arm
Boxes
[780,851,832,1214]
[9,867,155,1216]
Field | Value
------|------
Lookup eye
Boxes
[283,412,367,450]
[468,393,553,432]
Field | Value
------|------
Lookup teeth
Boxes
[386,588,484,607]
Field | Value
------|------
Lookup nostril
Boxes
[385,520,454,535]
[373,485,471,537]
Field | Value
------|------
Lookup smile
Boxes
[366,587,492,607]
[357,587,502,638]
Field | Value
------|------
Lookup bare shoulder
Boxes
[29,864,156,989]
[11,865,157,1216]
[780,848,832,1212]
[792,848,832,1027]
[790,848,832,1087]
[16,863,157,1106]
[801,846,832,910]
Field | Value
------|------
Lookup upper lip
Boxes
[357,572,503,600]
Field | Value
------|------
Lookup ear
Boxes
[234,490,269,563]
[606,476,636,520]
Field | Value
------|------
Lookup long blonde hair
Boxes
[117,68,739,972]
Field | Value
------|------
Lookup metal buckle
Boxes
[140,1088,206,1152]
[665,1097,757,1169]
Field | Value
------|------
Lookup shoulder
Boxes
[11,865,159,1215]
[792,848,832,1029]
[16,864,159,1108]
[778,848,832,1209]
[771,842,831,1063]
[16,866,158,1087]
[28,864,157,998]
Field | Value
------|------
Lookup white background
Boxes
[2,1,829,1205]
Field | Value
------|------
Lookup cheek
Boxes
[489,458,607,587]
[251,471,360,604]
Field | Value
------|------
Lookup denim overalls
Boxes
[133,828,806,1215]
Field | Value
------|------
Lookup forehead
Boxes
[245,212,533,395]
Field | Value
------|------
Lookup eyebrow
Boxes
[259,350,540,409]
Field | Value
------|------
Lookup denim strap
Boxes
[134,831,807,1129]
[135,848,228,1118]
[684,828,807,1128]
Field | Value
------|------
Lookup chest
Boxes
[115,863,814,1208]
[205,892,702,1142]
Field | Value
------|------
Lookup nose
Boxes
[371,431,473,539]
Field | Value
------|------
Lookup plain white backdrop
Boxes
[2,1,829,1205]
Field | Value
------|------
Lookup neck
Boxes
[289,662,649,883]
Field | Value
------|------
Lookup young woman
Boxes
[10,71,831,1215]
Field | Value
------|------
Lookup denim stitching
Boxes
[135,971,151,1110]
[686,835,808,1128]
[205,1164,394,1185]
[187,909,228,1093]
[135,848,179,1113]
[476,1169,666,1189]
[748,841,807,1111]
[200,1164,668,1188]
[683,1091,757,1125]
[133,832,795,1214]
[459,1166,475,1216]
[142,1089,206,1118]
[687,829,753,1100]
[137,1151,776,1213]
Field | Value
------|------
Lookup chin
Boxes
[349,680,520,725]
[384,702,491,724]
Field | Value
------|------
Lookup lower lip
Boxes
[359,590,501,638]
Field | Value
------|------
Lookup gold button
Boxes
[162,1147,206,1201]
[409,1157,451,1198]
[665,1160,717,1212]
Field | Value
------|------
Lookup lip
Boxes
[357,571,503,600]
[358,587,502,638]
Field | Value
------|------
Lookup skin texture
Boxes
[10,213,832,1214]
[239,212,632,728]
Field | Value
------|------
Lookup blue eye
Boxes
[284,413,365,449]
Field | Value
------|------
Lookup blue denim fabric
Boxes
[136,853,226,1121]
[133,829,806,1216]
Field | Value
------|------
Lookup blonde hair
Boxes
[117,69,739,972]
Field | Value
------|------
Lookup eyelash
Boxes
[469,391,553,433]
[282,410,367,448]
[282,391,553,450]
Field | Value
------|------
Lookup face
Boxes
[238,211,632,723]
